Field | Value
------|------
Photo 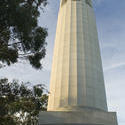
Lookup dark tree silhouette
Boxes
[0,78,48,125]
[0,0,48,69]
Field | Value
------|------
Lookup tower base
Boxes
[38,108,118,125]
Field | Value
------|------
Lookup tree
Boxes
[0,0,48,69]
[0,78,48,125]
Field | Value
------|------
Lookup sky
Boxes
[0,0,125,124]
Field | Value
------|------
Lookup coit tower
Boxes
[39,0,118,125]
[48,0,107,111]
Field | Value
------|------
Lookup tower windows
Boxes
[85,0,92,7]
[61,0,67,7]
[61,0,81,7]
[61,0,92,7]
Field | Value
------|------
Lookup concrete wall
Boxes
[39,110,118,125]
[48,0,108,111]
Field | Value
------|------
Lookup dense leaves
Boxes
[0,0,48,69]
[0,78,48,125]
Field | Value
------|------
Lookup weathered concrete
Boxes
[39,0,118,125]
[39,109,118,125]
[39,124,103,125]
[48,0,107,112]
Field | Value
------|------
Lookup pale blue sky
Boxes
[0,0,125,124]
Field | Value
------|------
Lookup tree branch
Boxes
[8,42,22,46]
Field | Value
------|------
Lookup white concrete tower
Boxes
[48,0,107,111]
[39,0,118,125]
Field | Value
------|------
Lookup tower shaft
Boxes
[48,0,107,111]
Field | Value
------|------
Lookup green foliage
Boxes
[0,43,18,65]
[0,78,48,125]
[0,0,48,69]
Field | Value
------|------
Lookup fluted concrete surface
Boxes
[48,0,107,111]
